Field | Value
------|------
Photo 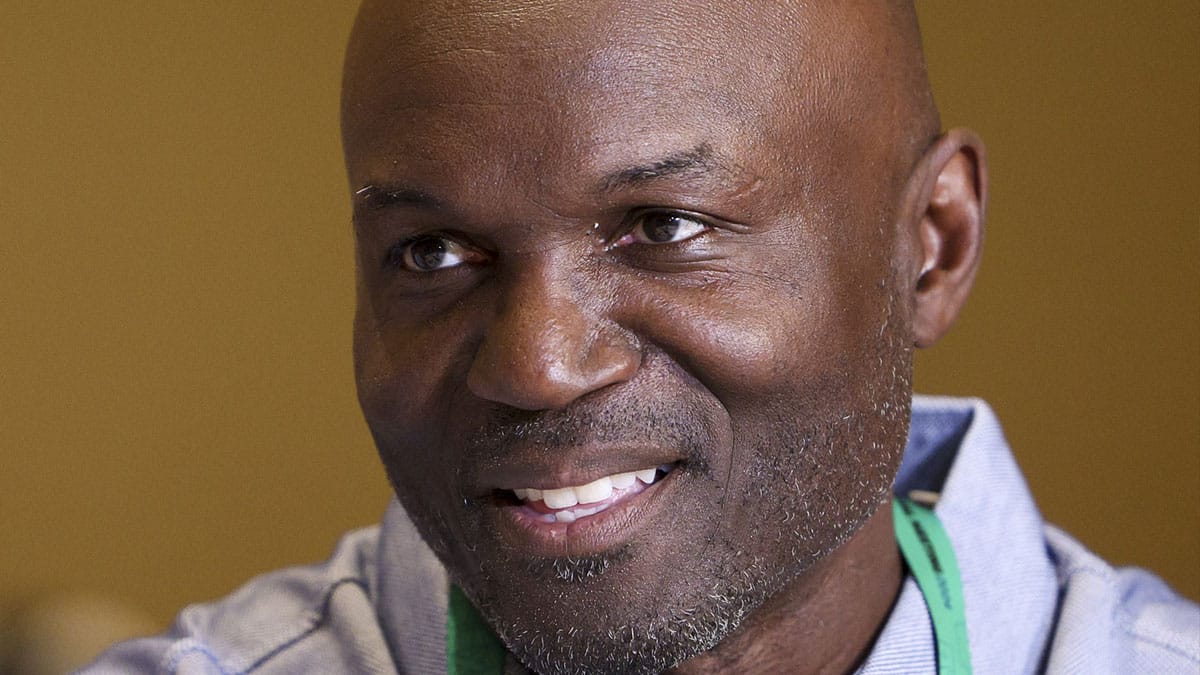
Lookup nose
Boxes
[466,267,640,411]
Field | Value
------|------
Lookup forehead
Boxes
[342,1,872,185]
[346,1,810,102]
[333,0,921,225]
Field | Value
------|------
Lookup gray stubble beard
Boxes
[490,310,913,675]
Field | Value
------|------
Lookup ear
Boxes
[905,128,987,348]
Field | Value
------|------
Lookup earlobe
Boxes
[910,128,987,348]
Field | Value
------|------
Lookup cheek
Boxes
[352,292,475,447]
[354,299,484,559]
[630,271,876,409]
[625,262,907,498]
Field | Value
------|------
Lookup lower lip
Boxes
[492,471,678,557]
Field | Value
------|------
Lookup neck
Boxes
[670,498,903,675]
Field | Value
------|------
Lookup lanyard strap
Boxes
[447,584,506,675]
[448,498,972,674]
[893,497,973,675]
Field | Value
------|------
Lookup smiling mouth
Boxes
[496,463,676,525]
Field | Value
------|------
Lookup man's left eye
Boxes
[613,211,710,247]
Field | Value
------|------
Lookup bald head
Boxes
[342,0,940,194]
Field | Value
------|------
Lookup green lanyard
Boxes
[446,584,507,675]
[448,497,971,675]
[892,496,973,675]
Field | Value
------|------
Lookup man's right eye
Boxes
[384,235,486,272]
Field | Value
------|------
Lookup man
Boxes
[86,1,1198,673]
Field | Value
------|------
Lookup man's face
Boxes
[344,2,918,671]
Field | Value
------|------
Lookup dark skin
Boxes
[342,1,985,673]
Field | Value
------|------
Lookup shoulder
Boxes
[79,525,393,674]
[1043,524,1200,673]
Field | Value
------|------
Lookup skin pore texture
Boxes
[342,1,985,673]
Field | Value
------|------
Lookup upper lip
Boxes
[469,445,684,494]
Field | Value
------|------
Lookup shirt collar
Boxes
[862,396,1059,673]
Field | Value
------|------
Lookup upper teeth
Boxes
[513,468,660,507]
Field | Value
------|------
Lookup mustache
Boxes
[464,395,711,463]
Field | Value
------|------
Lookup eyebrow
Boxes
[352,184,443,211]
[352,142,736,210]
[598,143,734,194]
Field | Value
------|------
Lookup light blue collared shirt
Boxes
[84,397,1200,673]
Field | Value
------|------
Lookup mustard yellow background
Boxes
[3,3,1197,630]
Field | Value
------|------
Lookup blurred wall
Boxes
[914,3,1198,603]
[2,1,1196,637]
